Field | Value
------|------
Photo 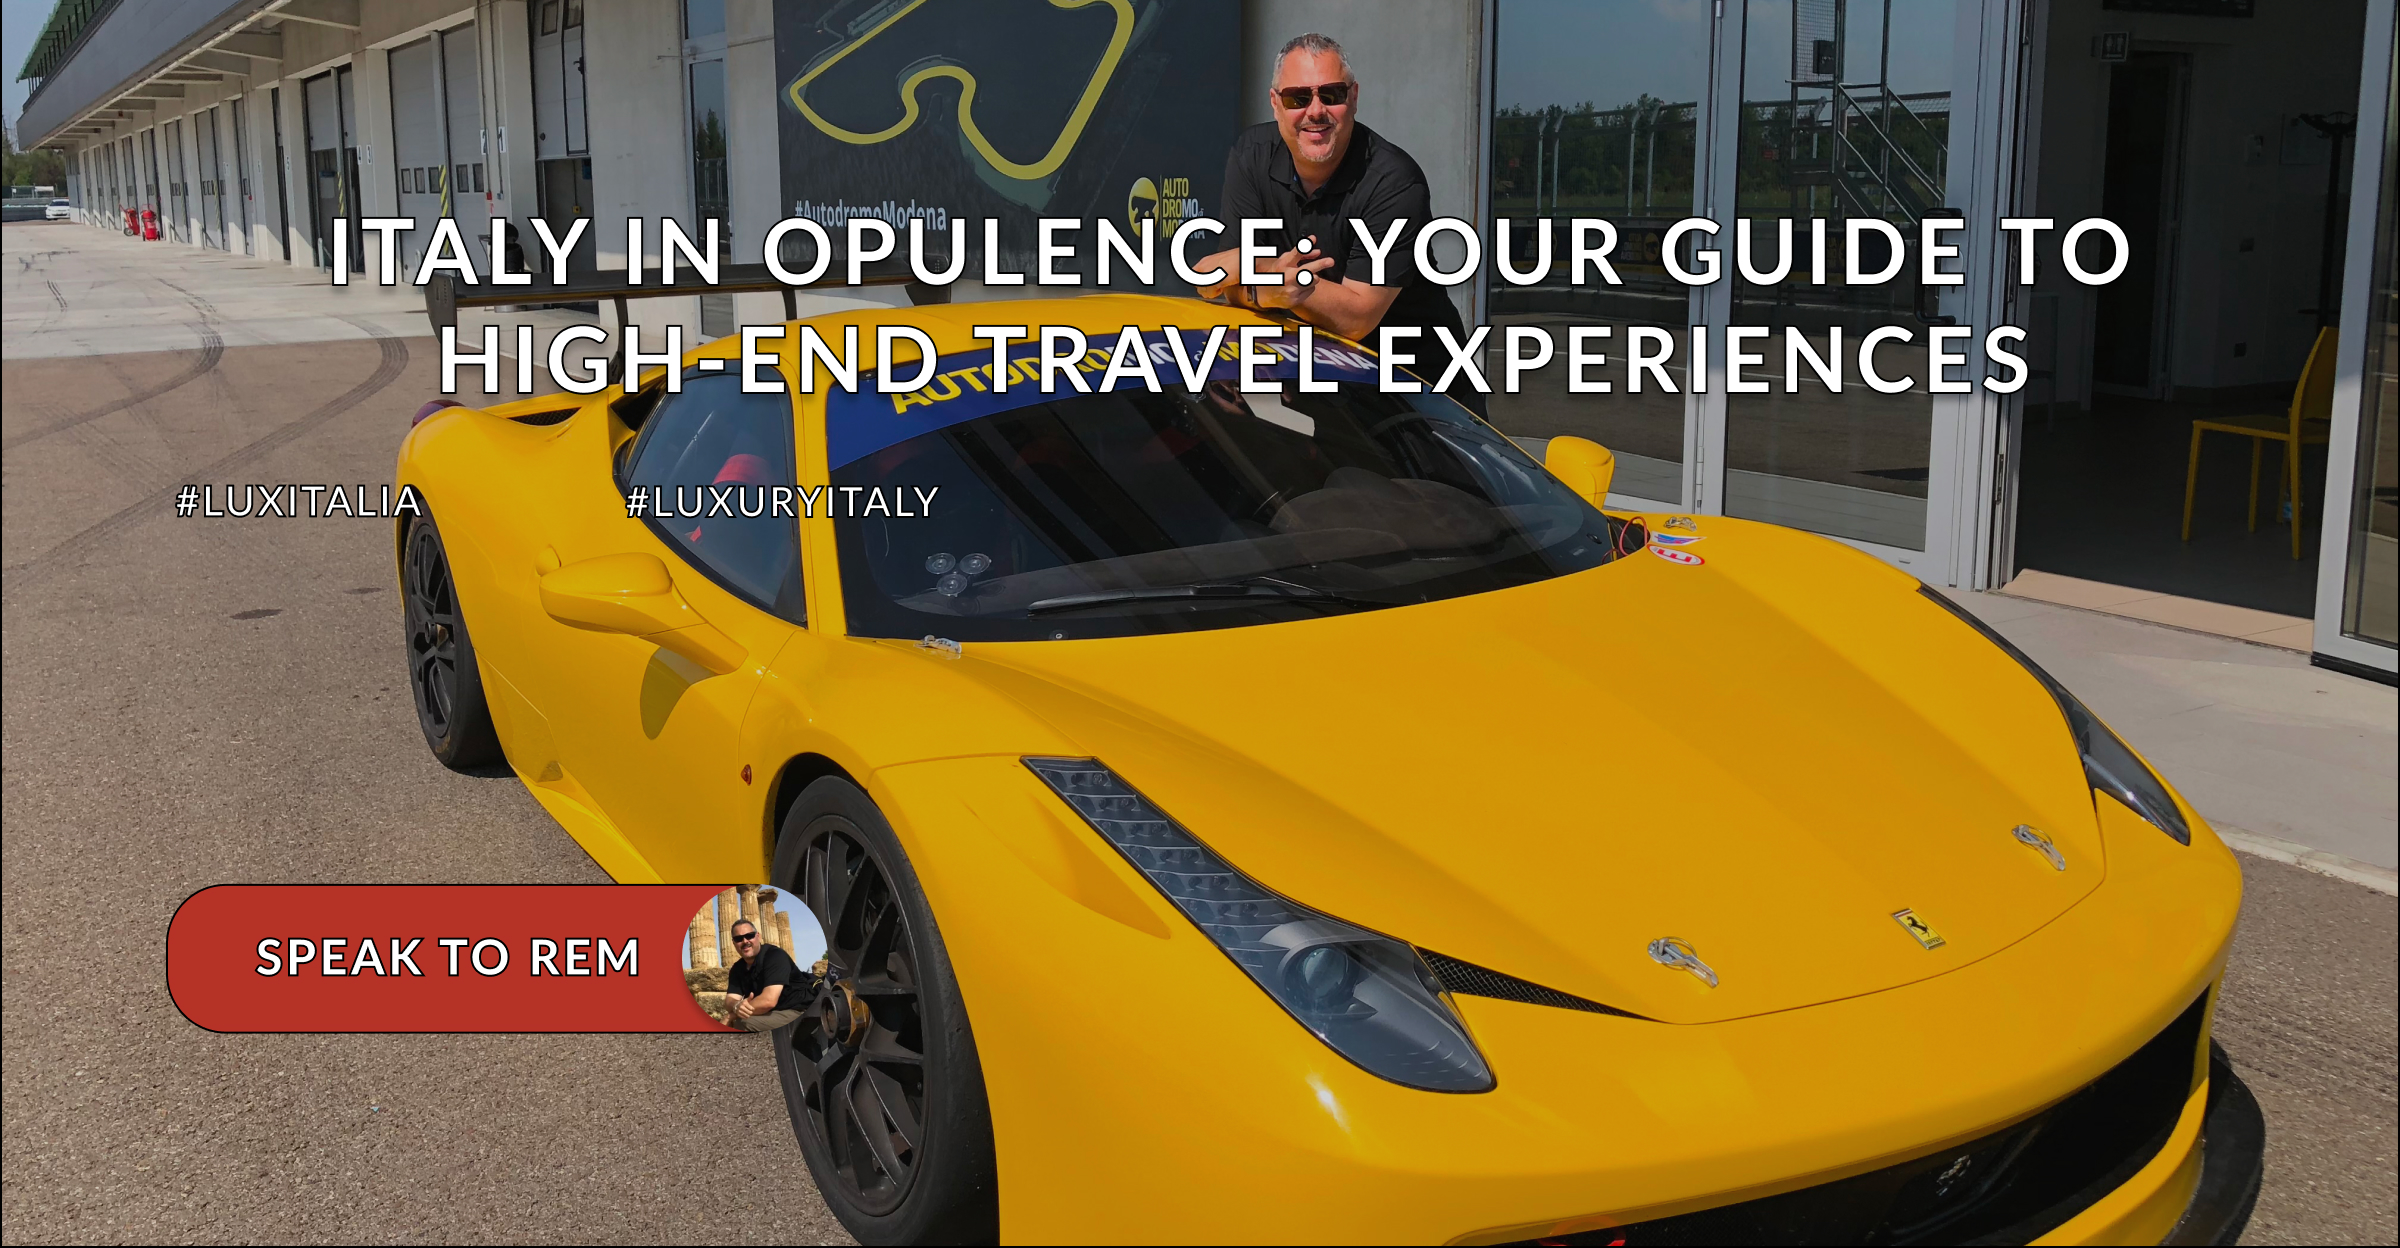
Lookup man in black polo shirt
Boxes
[723,920,807,1032]
[1198,32,1483,415]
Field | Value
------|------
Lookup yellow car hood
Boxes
[949,524,2108,1024]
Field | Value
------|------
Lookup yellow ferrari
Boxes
[396,297,2260,1245]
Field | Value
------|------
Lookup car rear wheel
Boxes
[772,778,998,1245]
[402,515,502,770]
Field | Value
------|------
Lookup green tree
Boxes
[3,129,70,191]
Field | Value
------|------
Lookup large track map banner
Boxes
[774,0,1237,285]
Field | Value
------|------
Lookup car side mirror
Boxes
[1543,435,1616,508]
[539,552,745,675]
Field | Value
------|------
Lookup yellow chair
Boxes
[2182,326,2337,559]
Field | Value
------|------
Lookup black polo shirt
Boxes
[727,943,808,1015]
[1218,120,1468,354]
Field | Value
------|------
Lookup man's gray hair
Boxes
[1275,32,1356,82]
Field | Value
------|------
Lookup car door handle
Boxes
[539,552,745,675]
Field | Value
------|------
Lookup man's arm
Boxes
[1270,274,1401,341]
[734,956,808,1019]
[1199,236,1392,340]
[1196,138,1267,301]
[1276,167,1430,342]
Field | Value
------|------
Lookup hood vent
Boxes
[1422,950,1650,1020]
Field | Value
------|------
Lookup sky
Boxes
[5,0,57,143]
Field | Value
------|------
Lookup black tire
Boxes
[771,778,999,1245]
[401,514,503,770]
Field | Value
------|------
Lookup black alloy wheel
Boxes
[773,778,997,1245]
[401,515,502,769]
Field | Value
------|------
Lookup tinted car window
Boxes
[833,380,1636,641]
[623,372,804,621]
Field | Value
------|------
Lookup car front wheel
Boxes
[772,777,999,1245]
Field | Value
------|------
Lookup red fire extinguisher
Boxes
[140,207,160,240]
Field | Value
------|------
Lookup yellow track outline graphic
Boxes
[786,0,1134,181]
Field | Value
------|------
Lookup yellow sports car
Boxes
[396,297,2260,1245]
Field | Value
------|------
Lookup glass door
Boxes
[1708,0,1973,562]
[1485,0,2019,582]
[1484,0,1713,508]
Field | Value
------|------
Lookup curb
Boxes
[2213,824,2398,896]
[1985,588,2309,656]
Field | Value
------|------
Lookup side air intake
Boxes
[1421,951,1650,1020]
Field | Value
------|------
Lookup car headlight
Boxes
[1919,587,2191,844]
[1024,757,1496,1093]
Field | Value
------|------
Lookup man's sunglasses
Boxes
[732,931,760,942]
[1276,82,1353,110]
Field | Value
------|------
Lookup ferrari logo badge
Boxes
[1663,515,1699,531]
[1892,909,1947,950]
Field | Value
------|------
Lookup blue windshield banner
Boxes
[824,329,1382,470]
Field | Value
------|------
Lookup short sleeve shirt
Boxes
[1217,121,1467,347]
[727,944,807,1012]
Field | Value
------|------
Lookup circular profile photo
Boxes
[684,886,826,1031]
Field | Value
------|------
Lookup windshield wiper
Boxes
[1026,576,1396,616]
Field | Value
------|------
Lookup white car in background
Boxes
[44,199,73,221]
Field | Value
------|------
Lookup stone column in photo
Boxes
[739,884,762,938]
[688,897,720,970]
[716,887,739,966]
[774,909,796,957]
[758,889,783,950]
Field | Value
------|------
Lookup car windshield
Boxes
[832,361,1638,641]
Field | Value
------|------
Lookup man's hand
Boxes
[1192,234,1402,340]
[1249,239,1337,309]
[728,993,754,1019]
[1194,237,1334,307]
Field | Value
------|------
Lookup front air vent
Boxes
[1421,950,1650,1020]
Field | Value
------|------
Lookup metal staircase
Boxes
[1776,0,1950,227]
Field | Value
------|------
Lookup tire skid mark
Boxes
[1,323,226,452]
[4,320,410,585]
